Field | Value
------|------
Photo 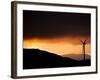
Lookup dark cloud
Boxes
[23,10,91,39]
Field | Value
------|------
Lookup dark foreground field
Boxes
[23,49,91,69]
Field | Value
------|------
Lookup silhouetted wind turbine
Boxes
[80,40,87,63]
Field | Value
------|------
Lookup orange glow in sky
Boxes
[23,37,90,56]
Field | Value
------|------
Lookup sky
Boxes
[23,10,91,56]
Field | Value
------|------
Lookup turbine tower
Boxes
[80,40,87,63]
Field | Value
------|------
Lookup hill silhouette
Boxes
[23,49,91,69]
[62,54,90,61]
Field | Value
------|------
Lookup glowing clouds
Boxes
[23,37,90,56]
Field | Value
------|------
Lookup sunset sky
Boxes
[23,10,91,56]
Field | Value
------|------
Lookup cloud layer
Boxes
[23,10,91,39]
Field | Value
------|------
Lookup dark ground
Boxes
[23,49,91,69]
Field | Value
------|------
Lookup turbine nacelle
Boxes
[80,40,87,45]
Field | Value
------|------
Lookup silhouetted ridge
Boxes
[63,54,90,61]
[23,48,91,69]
